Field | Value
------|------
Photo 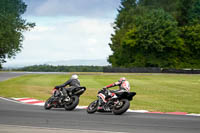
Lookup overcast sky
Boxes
[3,0,121,67]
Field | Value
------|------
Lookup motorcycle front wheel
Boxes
[87,100,98,114]
[112,99,130,115]
[64,95,79,111]
[44,97,53,110]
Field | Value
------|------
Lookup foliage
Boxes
[180,24,200,68]
[125,9,183,68]
[14,65,105,72]
[108,0,200,68]
[138,0,179,15]
[187,0,200,25]
[176,0,196,26]
[108,0,139,66]
[0,0,35,68]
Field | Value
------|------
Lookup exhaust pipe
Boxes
[74,89,85,94]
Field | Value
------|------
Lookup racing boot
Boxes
[63,91,70,102]
[64,96,70,102]
[97,98,105,110]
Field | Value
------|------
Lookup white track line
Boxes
[18,99,39,103]
[186,114,200,117]
[0,97,26,104]
[127,109,149,113]
[33,102,45,106]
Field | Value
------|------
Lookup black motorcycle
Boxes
[87,89,136,115]
[44,86,86,110]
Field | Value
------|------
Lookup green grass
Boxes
[0,73,200,113]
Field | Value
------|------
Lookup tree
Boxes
[115,0,137,29]
[112,9,183,68]
[0,0,35,68]
[180,24,200,68]
[138,0,179,17]
[187,0,200,25]
[108,0,200,68]
[108,0,138,66]
[177,0,200,68]
[176,0,195,26]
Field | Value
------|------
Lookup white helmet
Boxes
[119,77,126,82]
[71,74,78,79]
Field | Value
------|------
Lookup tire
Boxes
[112,99,130,115]
[44,97,53,110]
[87,100,98,114]
[64,95,79,111]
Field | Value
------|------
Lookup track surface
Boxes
[0,72,28,81]
[0,72,200,133]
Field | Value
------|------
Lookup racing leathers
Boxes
[55,78,80,97]
[99,80,130,106]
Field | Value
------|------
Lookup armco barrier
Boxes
[162,69,200,74]
[103,67,200,74]
[103,67,161,73]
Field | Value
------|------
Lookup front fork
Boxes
[98,96,103,105]
[98,96,119,111]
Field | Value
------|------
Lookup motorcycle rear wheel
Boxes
[64,95,79,111]
[87,100,98,114]
[112,99,130,115]
[44,97,53,110]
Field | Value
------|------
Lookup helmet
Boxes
[71,74,78,79]
[119,77,126,82]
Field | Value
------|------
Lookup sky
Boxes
[3,0,121,67]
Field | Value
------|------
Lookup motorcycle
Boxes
[44,86,86,110]
[87,89,136,115]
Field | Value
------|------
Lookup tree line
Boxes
[13,65,200,73]
[14,65,105,72]
[0,0,35,68]
[108,0,200,68]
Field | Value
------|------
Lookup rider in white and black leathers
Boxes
[98,77,130,108]
[55,74,80,99]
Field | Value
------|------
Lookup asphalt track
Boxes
[0,72,200,133]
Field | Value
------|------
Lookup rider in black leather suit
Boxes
[55,74,80,98]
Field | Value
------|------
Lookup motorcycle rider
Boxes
[55,74,80,101]
[98,77,130,109]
